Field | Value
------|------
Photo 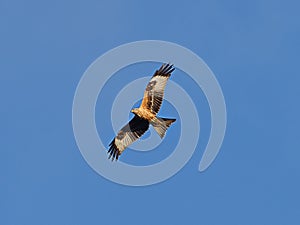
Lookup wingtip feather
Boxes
[108,140,121,161]
[155,63,175,77]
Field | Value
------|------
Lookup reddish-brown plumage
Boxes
[108,63,176,161]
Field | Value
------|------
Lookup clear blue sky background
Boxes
[1,0,300,224]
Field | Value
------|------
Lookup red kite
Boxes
[108,63,176,161]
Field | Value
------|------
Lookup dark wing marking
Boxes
[108,115,149,161]
[152,63,175,78]
[141,63,175,115]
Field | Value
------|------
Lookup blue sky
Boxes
[1,0,300,224]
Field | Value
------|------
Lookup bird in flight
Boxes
[108,63,176,161]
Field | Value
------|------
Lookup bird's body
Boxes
[131,108,155,121]
[108,63,176,161]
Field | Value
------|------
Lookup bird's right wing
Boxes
[108,115,149,161]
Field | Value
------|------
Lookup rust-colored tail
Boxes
[150,117,176,138]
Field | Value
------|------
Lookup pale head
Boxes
[131,108,139,115]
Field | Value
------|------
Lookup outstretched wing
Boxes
[140,63,175,115]
[108,115,149,161]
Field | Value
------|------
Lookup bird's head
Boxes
[131,108,139,115]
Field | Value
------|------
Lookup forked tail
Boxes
[150,117,176,138]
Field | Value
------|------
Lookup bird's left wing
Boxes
[108,115,149,161]
[140,63,175,115]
